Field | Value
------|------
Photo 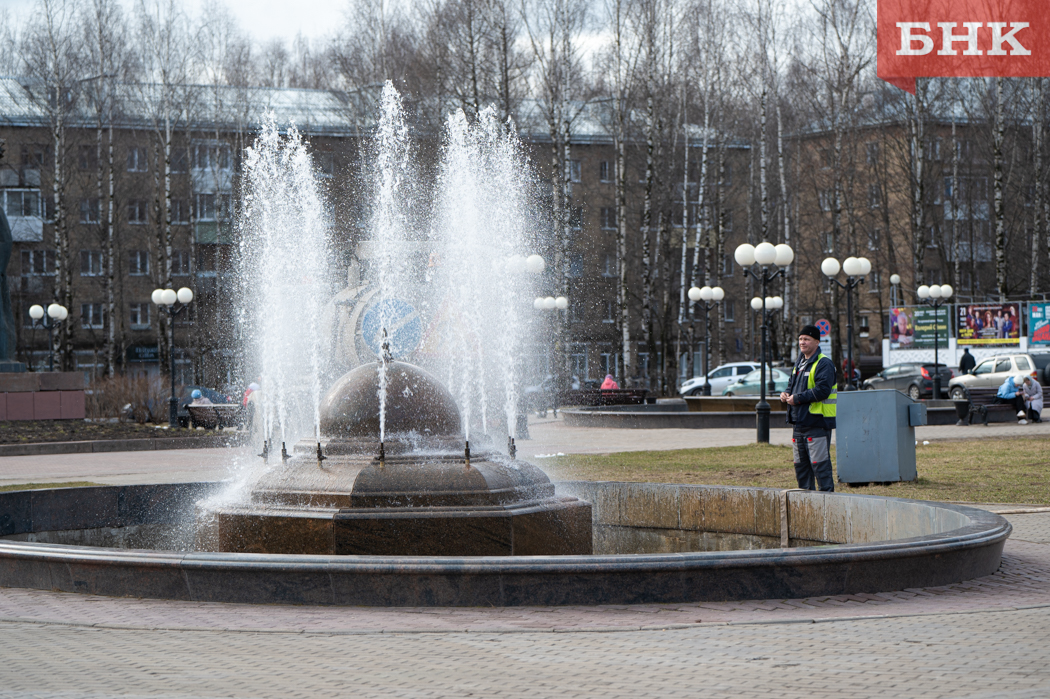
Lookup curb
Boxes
[0,434,247,457]
[1,603,1046,636]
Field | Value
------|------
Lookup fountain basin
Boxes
[0,481,1009,606]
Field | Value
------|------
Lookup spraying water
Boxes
[237,115,330,446]
[370,83,413,443]
[431,106,537,446]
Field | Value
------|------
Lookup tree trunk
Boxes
[994,77,1006,301]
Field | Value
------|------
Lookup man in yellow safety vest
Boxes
[779,325,838,491]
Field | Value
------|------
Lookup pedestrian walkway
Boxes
[1,510,1049,698]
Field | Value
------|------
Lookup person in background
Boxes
[189,389,212,406]
[780,325,838,492]
[1021,376,1043,424]
[242,382,260,407]
[959,347,976,374]
[994,374,1028,424]
[600,374,619,390]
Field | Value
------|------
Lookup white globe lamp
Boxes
[754,242,777,266]
[821,258,841,277]
[29,305,43,320]
[774,244,794,267]
[734,244,756,267]
[687,287,702,302]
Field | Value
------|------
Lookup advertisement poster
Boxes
[957,303,1022,345]
[890,307,914,348]
[1030,303,1050,346]
[912,306,951,349]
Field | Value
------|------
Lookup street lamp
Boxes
[687,285,724,395]
[533,293,568,418]
[28,303,68,371]
[822,256,872,391]
[735,241,794,443]
[153,287,194,428]
[889,273,902,308]
[916,283,954,399]
[751,295,784,394]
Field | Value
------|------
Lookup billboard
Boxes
[957,303,1022,345]
[1030,303,1050,346]
[889,307,915,348]
[912,306,951,349]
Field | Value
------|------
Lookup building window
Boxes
[79,198,100,224]
[721,210,733,232]
[78,146,98,171]
[171,250,191,276]
[129,302,150,329]
[603,300,615,323]
[818,189,833,212]
[571,302,585,323]
[127,146,148,173]
[22,250,56,276]
[568,159,581,183]
[3,190,41,218]
[724,299,735,323]
[193,144,231,171]
[317,153,334,178]
[22,144,47,168]
[80,250,103,277]
[859,314,870,335]
[868,228,880,250]
[170,148,188,173]
[720,163,733,186]
[599,161,610,182]
[128,250,150,276]
[866,141,879,165]
[196,193,231,221]
[602,255,616,277]
[600,207,617,230]
[925,138,941,161]
[81,303,104,329]
[569,206,582,230]
[128,199,149,225]
[722,254,734,278]
[824,232,834,254]
[869,270,881,292]
[868,184,880,209]
[569,253,583,278]
[171,199,189,224]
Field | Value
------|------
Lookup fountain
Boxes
[0,84,1011,607]
[197,360,592,556]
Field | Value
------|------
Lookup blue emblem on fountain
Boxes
[361,298,422,359]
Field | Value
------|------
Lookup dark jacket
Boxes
[959,351,976,374]
[786,352,837,430]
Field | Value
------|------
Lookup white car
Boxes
[680,362,760,396]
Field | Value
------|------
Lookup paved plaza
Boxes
[0,419,1048,696]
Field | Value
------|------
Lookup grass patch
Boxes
[540,436,1050,505]
[0,481,103,493]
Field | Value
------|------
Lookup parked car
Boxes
[721,368,792,396]
[680,362,760,396]
[948,353,1050,400]
[862,363,954,400]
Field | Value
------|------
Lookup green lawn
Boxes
[540,436,1050,505]
[0,481,102,493]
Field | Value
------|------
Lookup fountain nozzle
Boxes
[259,440,269,462]
[316,442,326,464]
[281,442,290,462]
[465,440,471,468]
[378,441,385,468]
[508,437,516,460]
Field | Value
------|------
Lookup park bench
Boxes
[187,403,243,430]
[955,386,1048,426]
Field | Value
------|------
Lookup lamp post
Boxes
[152,287,194,428]
[916,283,954,399]
[889,273,901,309]
[821,256,872,391]
[750,295,784,394]
[735,242,794,443]
[28,303,68,371]
[687,285,724,395]
[533,292,567,418]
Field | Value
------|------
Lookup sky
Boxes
[3,0,347,44]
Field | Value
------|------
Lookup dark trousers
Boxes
[792,426,835,492]
[993,395,1025,413]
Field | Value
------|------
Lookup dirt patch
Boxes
[0,421,194,444]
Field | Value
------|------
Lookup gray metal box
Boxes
[836,389,919,484]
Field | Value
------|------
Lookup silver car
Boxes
[947,353,1050,400]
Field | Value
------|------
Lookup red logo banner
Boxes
[878,0,1050,93]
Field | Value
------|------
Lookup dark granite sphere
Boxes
[319,361,461,438]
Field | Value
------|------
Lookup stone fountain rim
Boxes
[0,481,1010,606]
